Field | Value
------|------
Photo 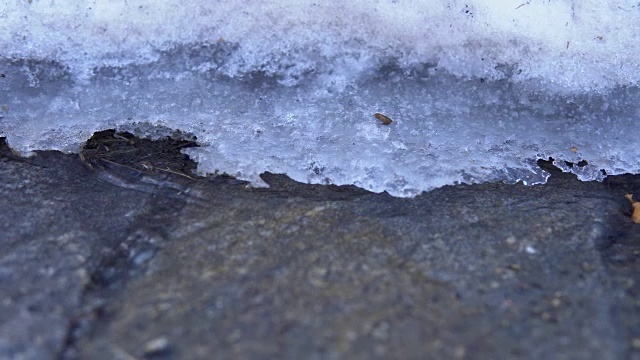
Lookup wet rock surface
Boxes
[1,134,639,359]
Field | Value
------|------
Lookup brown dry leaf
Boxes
[374,113,393,125]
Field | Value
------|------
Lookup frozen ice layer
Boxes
[1,1,640,196]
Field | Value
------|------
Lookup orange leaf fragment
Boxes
[625,194,640,224]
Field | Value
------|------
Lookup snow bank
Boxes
[1,0,639,196]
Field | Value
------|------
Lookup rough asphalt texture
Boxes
[1,135,639,360]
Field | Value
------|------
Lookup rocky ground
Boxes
[1,132,639,360]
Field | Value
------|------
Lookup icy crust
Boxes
[1,0,640,92]
[2,61,639,197]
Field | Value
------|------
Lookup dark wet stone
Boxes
[0,137,185,359]
[1,135,640,360]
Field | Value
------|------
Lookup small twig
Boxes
[157,166,197,180]
[97,158,143,173]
